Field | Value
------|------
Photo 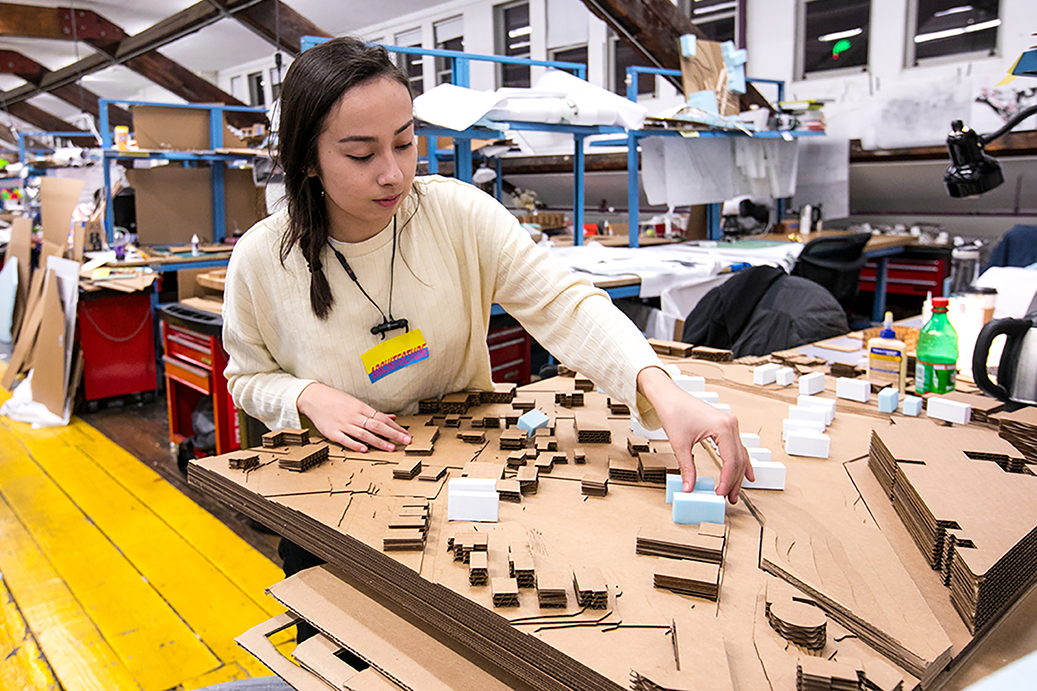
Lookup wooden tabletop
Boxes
[753,230,918,254]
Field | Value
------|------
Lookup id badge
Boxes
[361,329,430,383]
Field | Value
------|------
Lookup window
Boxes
[269,67,283,102]
[551,45,588,75]
[247,71,265,107]
[497,1,532,88]
[229,76,242,100]
[683,0,739,45]
[801,0,870,76]
[908,0,999,64]
[434,17,464,85]
[396,29,424,95]
[612,35,654,97]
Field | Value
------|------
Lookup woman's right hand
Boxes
[296,382,412,453]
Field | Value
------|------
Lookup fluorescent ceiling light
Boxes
[510,41,531,50]
[934,5,973,17]
[508,26,531,39]
[693,1,736,16]
[915,18,1001,43]
[818,27,863,42]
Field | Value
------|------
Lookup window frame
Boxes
[679,0,743,47]
[247,71,265,107]
[609,32,656,98]
[434,16,465,85]
[904,0,1001,68]
[795,0,872,81]
[495,0,532,88]
[395,28,425,96]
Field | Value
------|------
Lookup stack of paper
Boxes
[536,570,568,608]
[635,524,725,564]
[572,567,608,609]
[652,560,721,601]
[996,406,1037,462]
[581,469,609,497]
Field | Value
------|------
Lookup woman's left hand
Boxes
[637,366,754,504]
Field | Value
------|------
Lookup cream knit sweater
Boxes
[223,176,664,431]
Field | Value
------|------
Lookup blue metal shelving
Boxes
[97,99,268,245]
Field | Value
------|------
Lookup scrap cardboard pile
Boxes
[1,178,92,422]
[189,367,1035,691]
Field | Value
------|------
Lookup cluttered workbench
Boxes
[187,348,1037,691]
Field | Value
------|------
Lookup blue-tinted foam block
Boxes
[666,475,715,503]
[516,409,549,436]
[672,491,725,525]
[878,387,899,413]
[680,34,697,57]
[903,395,923,417]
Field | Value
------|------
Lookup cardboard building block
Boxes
[788,404,828,426]
[836,377,871,403]
[517,409,549,436]
[691,391,720,404]
[878,388,899,414]
[799,371,825,395]
[711,402,732,414]
[797,395,836,424]
[665,475,714,503]
[927,396,971,425]
[782,418,826,440]
[673,374,706,393]
[447,478,499,522]
[784,431,831,459]
[631,417,668,441]
[753,363,782,385]
[903,395,923,417]
[672,491,725,525]
[747,447,772,463]
[741,459,786,490]
[776,367,795,387]
[740,432,761,449]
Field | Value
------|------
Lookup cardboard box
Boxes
[127,166,265,245]
[132,105,253,150]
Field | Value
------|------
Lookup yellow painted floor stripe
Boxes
[0,576,60,691]
[0,425,221,690]
[11,431,278,678]
[0,489,140,691]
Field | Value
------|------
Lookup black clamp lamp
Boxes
[945,103,1037,198]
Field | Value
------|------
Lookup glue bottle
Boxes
[867,311,907,392]
[191,233,201,257]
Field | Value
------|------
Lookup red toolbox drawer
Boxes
[488,323,531,385]
[859,257,949,297]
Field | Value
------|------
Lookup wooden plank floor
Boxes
[0,377,294,690]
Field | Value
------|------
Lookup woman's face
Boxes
[313,76,417,241]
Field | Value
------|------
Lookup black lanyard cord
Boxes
[328,216,407,339]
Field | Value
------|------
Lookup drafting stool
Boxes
[791,232,871,309]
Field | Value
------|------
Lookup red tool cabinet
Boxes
[77,289,157,404]
[159,304,240,455]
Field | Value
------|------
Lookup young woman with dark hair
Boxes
[223,37,752,602]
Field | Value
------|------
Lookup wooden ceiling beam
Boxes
[3,101,96,147]
[579,0,770,110]
[0,50,132,127]
[227,0,331,57]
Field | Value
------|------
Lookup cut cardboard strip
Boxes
[30,270,67,416]
[40,177,85,251]
[6,216,31,340]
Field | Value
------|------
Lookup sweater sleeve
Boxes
[222,229,316,431]
[469,190,666,427]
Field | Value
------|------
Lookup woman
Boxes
[223,37,752,587]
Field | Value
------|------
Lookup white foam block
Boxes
[776,367,795,387]
[753,363,782,386]
[449,478,498,492]
[711,402,732,414]
[739,432,761,449]
[799,371,825,395]
[784,431,831,459]
[742,459,786,490]
[747,447,772,463]
[927,396,972,425]
[797,395,836,424]
[631,417,668,441]
[788,404,828,426]
[782,418,826,441]
[665,363,682,377]
[836,377,871,403]
[447,490,499,522]
[691,391,720,404]
[673,374,706,393]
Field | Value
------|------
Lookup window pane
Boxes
[502,2,531,87]
[698,17,736,43]
[269,68,282,101]
[803,0,870,74]
[552,45,588,74]
[614,41,654,96]
[690,0,737,44]
[914,0,999,61]
[247,71,265,107]
[397,47,424,95]
[436,36,464,85]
